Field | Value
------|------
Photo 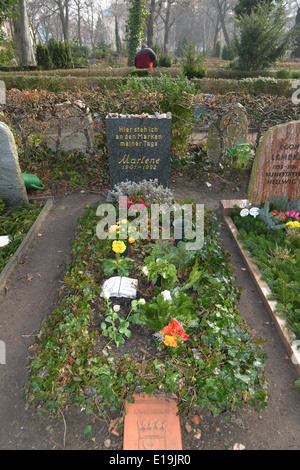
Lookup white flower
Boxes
[161,290,172,301]
[138,298,146,304]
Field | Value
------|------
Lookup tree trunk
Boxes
[215,0,230,47]
[163,0,172,54]
[15,0,36,66]
[146,0,155,47]
[56,0,69,41]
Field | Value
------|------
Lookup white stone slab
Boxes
[101,276,138,298]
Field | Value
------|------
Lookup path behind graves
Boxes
[0,179,299,450]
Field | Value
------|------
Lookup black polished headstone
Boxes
[106,117,171,189]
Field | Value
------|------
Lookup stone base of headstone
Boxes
[123,394,182,450]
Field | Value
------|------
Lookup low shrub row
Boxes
[0,71,295,97]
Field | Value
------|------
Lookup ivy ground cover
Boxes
[0,197,44,274]
[26,188,268,417]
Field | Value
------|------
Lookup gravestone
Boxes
[207,103,248,163]
[0,122,28,206]
[45,100,94,154]
[248,121,300,204]
[106,115,172,189]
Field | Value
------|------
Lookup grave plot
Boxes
[26,181,269,448]
[222,120,300,377]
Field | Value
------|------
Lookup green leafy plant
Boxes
[101,298,131,348]
[181,42,207,79]
[132,290,199,332]
[144,256,178,288]
[99,255,134,277]
[101,297,147,348]
[159,54,172,67]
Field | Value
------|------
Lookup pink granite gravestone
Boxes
[248,121,300,204]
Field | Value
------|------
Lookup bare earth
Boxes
[0,175,299,451]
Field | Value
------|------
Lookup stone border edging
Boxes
[0,196,54,295]
[221,199,300,376]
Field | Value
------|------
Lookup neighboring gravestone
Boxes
[45,100,94,154]
[106,116,172,188]
[207,103,248,163]
[0,122,28,206]
[248,121,300,204]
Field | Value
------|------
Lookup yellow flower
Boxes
[163,335,178,347]
[112,240,127,254]
[286,221,300,229]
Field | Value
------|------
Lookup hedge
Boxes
[0,72,294,97]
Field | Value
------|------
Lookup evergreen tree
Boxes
[234,0,274,17]
[234,1,300,70]
[214,40,221,58]
[125,0,148,66]
[47,38,73,69]
[36,43,52,70]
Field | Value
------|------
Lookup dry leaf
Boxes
[194,430,202,439]
[27,273,33,281]
[190,414,200,425]
[108,416,123,435]
[185,422,192,433]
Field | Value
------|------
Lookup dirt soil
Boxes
[0,175,299,451]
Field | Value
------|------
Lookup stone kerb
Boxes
[0,121,28,206]
[248,121,300,204]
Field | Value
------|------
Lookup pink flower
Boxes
[142,266,148,276]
